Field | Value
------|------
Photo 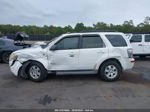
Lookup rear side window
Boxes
[145,35,150,42]
[56,36,79,50]
[130,35,142,43]
[82,35,105,48]
[105,35,127,47]
[0,40,5,46]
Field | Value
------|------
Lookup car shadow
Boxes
[46,71,150,84]
[134,56,150,61]
[46,74,99,81]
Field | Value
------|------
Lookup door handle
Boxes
[138,44,143,46]
[69,54,75,57]
[68,52,75,57]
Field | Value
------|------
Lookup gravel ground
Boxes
[0,58,150,109]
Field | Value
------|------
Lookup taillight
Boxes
[127,48,133,58]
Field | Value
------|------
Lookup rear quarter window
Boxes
[105,35,127,47]
[82,35,105,48]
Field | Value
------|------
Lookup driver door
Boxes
[48,35,80,71]
[130,35,144,54]
[143,35,150,54]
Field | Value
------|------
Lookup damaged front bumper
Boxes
[9,60,22,77]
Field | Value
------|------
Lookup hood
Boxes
[14,47,43,54]
[13,47,47,62]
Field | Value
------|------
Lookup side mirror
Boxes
[50,45,57,51]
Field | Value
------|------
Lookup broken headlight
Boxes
[10,54,18,61]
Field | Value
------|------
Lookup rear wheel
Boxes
[2,52,12,63]
[99,61,122,82]
[27,62,47,82]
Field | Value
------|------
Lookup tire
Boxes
[99,61,122,82]
[27,62,47,82]
[2,52,12,63]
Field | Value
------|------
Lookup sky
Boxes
[0,0,149,27]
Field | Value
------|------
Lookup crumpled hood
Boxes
[14,47,43,54]
[12,47,47,62]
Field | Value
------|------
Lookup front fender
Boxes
[18,56,49,71]
[18,59,49,79]
[32,58,49,70]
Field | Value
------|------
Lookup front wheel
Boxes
[27,62,47,82]
[99,61,122,82]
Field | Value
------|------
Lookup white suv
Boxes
[9,32,135,82]
[130,34,150,58]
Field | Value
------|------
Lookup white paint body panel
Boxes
[132,42,144,54]
[48,49,79,70]
[131,35,144,54]
[9,60,22,76]
[79,48,108,70]
[143,35,150,54]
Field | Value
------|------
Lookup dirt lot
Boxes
[0,58,150,109]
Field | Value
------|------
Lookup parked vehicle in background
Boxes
[0,33,30,63]
[9,31,135,82]
[130,33,150,58]
[125,33,132,40]
[31,42,48,48]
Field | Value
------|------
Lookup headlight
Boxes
[9,54,18,61]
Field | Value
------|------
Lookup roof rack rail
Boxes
[131,32,150,34]
[80,30,118,33]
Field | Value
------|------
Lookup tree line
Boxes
[0,17,150,35]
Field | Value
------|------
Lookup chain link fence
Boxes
[0,34,58,41]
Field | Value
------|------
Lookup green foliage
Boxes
[0,17,150,35]
[74,23,85,32]
[93,22,108,30]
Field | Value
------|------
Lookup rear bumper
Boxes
[9,60,22,76]
[123,58,135,70]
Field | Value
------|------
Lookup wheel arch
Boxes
[98,58,123,72]
[23,60,47,71]
[18,60,48,79]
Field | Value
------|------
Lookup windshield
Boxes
[41,36,59,49]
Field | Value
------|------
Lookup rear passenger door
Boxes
[130,35,144,54]
[79,34,107,70]
[143,35,150,54]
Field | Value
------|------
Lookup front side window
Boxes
[145,35,150,42]
[55,36,79,50]
[130,35,142,43]
[106,35,127,47]
[82,35,105,49]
